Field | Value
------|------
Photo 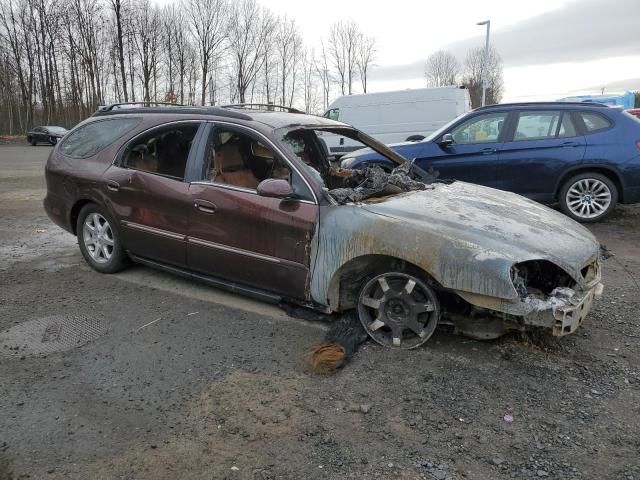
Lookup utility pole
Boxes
[477,20,491,107]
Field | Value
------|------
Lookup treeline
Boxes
[0,0,376,134]
[424,48,504,108]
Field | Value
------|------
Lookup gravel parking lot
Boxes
[1,144,639,480]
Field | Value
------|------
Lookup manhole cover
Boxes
[0,313,108,357]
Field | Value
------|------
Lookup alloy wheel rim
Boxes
[566,178,611,219]
[82,213,114,264]
[358,273,439,349]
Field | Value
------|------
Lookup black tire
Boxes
[76,203,129,273]
[357,271,440,349]
[49,136,57,145]
[405,135,425,142]
[559,172,618,223]
[28,137,36,146]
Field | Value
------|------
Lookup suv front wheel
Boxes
[559,172,618,223]
[76,203,129,273]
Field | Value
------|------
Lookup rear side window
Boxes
[580,112,612,132]
[60,118,140,158]
[514,111,561,140]
[123,123,199,181]
[558,113,578,137]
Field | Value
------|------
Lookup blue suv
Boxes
[341,102,640,222]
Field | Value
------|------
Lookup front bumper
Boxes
[521,283,603,336]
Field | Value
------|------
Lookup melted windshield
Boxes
[276,126,437,204]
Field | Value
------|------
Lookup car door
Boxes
[416,111,509,186]
[102,121,204,268]
[33,127,44,142]
[496,110,586,201]
[186,123,318,300]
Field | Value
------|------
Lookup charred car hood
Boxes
[361,181,599,272]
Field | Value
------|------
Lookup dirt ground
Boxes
[1,144,639,480]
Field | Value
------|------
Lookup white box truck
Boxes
[320,86,471,156]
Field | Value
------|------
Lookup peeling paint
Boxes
[309,180,601,335]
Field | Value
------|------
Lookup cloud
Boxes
[370,0,640,82]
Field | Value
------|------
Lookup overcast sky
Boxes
[157,0,640,101]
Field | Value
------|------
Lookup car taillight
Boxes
[636,140,640,150]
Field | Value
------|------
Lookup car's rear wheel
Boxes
[49,136,57,145]
[28,137,36,146]
[559,172,617,223]
[357,272,439,349]
[76,204,128,273]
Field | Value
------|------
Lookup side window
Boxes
[123,123,199,181]
[580,112,612,133]
[60,118,140,159]
[558,113,578,138]
[324,108,340,121]
[206,128,290,190]
[450,112,507,144]
[513,111,561,140]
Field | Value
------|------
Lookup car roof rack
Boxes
[475,101,610,111]
[92,103,253,120]
[222,103,305,114]
[96,102,186,112]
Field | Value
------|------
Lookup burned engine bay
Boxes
[278,126,442,204]
[327,163,435,204]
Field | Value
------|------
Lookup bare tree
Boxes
[130,0,161,102]
[185,0,226,105]
[274,15,302,107]
[462,46,504,108]
[424,50,460,87]
[108,0,128,102]
[356,33,375,93]
[314,40,332,111]
[227,0,274,104]
[328,20,359,96]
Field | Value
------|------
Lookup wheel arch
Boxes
[555,166,624,202]
[70,198,97,235]
[326,254,441,312]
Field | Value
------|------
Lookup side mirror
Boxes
[439,133,455,146]
[256,178,294,199]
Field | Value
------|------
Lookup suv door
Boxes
[497,110,586,201]
[103,121,204,267]
[417,111,508,186]
[186,123,318,300]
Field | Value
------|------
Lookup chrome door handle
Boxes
[480,148,497,155]
[106,181,120,192]
[194,200,217,214]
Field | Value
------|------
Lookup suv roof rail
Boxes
[222,103,305,114]
[97,102,187,112]
[475,101,611,111]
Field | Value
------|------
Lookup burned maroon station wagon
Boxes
[44,103,603,349]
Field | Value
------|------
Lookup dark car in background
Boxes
[26,126,68,146]
[341,102,640,222]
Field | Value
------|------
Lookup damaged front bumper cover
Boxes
[455,282,604,338]
[523,283,604,336]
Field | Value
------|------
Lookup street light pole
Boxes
[477,20,490,107]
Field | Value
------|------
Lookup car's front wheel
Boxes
[49,136,57,145]
[357,272,440,349]
[76,204,129,273]
[559,172,618,223]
